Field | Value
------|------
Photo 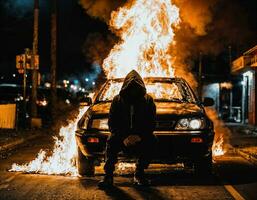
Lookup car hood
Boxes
[90,101,203,116]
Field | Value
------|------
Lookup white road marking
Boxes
[224,184,246,200]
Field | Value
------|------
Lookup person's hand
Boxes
[123,135,141,147]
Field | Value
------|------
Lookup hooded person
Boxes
[98,70,157,188]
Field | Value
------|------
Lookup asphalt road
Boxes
[0,135,256,200]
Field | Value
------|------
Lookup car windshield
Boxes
[97,79,196,103]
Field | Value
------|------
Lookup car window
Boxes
[97,80,195,103]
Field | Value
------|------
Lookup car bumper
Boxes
[75,129,214,163]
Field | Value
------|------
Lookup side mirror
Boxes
[203,97,214,107]
[80,97,92,106]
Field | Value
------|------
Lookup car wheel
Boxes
[194,155,213,176]
[77,147,95,177]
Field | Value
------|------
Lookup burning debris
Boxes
[10,107,89,176]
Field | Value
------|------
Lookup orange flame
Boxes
[206,108,229,157]
[10,106,89,176]
[212,136,226,157]
[103,0,180,78]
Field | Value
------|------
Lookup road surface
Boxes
[0,135,256,200]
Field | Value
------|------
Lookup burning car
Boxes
[75,77,215,176]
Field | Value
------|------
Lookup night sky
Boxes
[0,0,108,81]
[0,0,256,83]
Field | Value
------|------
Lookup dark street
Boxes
[0,134,256,200]
[0,0,256,199]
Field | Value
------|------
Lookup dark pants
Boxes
[104,135,157,176]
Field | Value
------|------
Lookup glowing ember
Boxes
[103,0,180,78]
[10,106,89,176]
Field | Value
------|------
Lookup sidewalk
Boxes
[0,129,43,155]
[226,123,257,164]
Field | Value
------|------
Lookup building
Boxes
[232,45,257,125]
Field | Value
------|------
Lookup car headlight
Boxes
[175,118,205,130]
[91,118,108,130]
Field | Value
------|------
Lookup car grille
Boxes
[156,120,176,129]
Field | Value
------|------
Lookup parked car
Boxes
[75,77,215,176]
[0,84,74,124]
[0,84,24,103]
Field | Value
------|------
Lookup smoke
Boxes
[173,0,218,36]
[85,63,102,88]
[3,0,33,17]
[79,0,125,22]
[82,32,117,66]
[82,32,117,86]
[171,0,256,89]
[170,0,217,88]
[173,0,255,55]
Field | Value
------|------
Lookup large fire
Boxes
[10,0,225,176]
[10,107,88,176]
[103,0,180,78]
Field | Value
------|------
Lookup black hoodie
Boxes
[108,70,156,139]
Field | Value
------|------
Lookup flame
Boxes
[10,106,89,176]
[103,0,180,78]
[100,81,182,101]
[206,108,229,157]
[116,163,136,175]
[212,136,226,157]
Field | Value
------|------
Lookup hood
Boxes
[119,70,146,102]
[155,102,203,116]
[90,101,202,116]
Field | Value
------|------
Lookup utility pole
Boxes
[23,48,30,112]
[198,52,203,101]
[31,0,39,118]
[51,0,57,115]
[228,45,233,121]
[22,48,30,127]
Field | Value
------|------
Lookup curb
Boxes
[235,148,257,165]
[0,134,41,153]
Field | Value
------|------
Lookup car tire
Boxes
[77,147,95,177]
[194,155,213,176]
